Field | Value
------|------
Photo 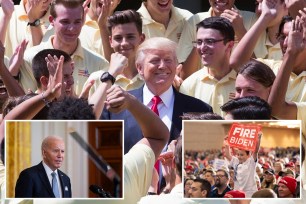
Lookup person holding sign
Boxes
[224,124,262,198]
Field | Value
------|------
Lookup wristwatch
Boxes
[27,19,40,27]
[100,72,116,85]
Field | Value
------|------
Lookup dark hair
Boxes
[32,49,71,88]
[2,93,49,119]
[181,112,223,120]
[48,97,95,119]
[221,96,272,119]
[0,79,8,113]
[175,136,182,179]
[196,16,235,43]
[238,60,275,88]
[107,9,143,35]
[237,149,250,155]
[193,178,211,197]
[277,16,293,39]
[50,0,84,18]
[217,169,229,179]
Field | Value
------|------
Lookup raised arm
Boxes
[180,47,201,80]
[0,0,14,44]
[105,86,169,159]
[230,0,279,71]
[0,41,25,97]
[224,135,232,161]
[221,8,247,42]
[26,0,47,46]
[3,56,63,120]
[8,39,28,77]
[96,0,120,61]
[252,132,262,161]
[268,18,304,119]
[88,52,127,119]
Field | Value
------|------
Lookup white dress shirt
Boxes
[143,84,175,132]
[42,161,62,198]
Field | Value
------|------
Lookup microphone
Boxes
[89,185,112,198]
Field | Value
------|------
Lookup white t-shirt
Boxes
[230,156,257,198]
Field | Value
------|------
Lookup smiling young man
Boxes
[15,136,71,198]
[83,9,146,92]
[179,16,235,116]
[178,0,266,79]
[20,0,109,95]
[137,0,192,43]
[230,0,306,103]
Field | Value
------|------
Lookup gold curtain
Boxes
[6,121,31,198]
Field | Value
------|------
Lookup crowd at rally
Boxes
[184,146,301,198]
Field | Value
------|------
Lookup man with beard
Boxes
[211,169,232,198]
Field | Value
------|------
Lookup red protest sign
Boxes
[228,123,261,151]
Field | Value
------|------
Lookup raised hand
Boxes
[45,55,64,100]
[0,0,14,18]
[9,39,28,76]
[298,8,306,40]
[79,79,94,99]
[105,85,134,113]
[82,0,91,16]
[27,0,43,22]
[261,0,279,21]
[286,18,305,55]
[108,52,128,77]
[172,64,183,90]
[221,8,246,40]
[45,54,59,76]
[97,0,111,26]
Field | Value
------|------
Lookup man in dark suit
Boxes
[101,37,213,154]
[15,136,71,198]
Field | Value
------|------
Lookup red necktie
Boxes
[151,96,162,116]
[151,95,162,193]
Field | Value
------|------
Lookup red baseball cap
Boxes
[279,176,297,194]
[224,190,246,198]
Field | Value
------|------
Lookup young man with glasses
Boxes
[180,16,235,116]
[178,0,267,79]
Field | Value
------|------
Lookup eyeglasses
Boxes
[216,175,226,178]
[192,38,225,47]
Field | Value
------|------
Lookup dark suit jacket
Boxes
[101,86,213,154]
[15,162,72,198]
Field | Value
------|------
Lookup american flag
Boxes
[78,68,90,77]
